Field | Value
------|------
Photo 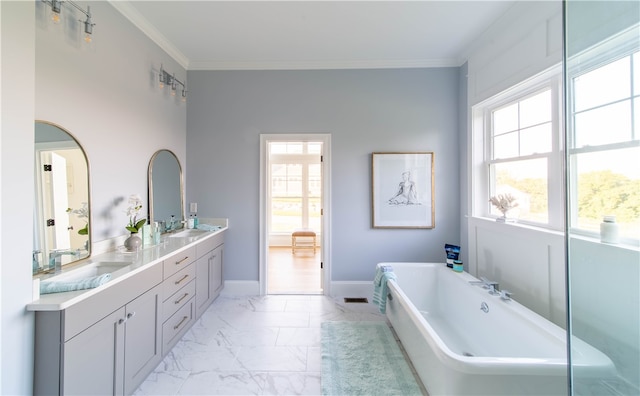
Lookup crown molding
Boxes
[109,1,190,70]
[189,58,461,71]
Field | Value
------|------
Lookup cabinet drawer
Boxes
[162,279,195,322]
[163,246,196,278]
[162,298,194,355]
[195,233,224,258]
[163,263,196,302]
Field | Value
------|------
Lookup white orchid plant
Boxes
[125,194,146,234]
[489,193,519,217]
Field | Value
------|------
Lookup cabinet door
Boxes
[195,253,211,318]
[63,307,126,396]
[210,244,224,296]
[124,285,162,395]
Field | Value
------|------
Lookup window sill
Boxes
[568,233,640,252]
[471,216,639,252]
[471,216,564,237]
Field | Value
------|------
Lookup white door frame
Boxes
[259,134,331,296]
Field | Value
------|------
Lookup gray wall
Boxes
[186,68,461,283]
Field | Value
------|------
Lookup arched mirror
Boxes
[148,149,184,231]
[34,121,90,274]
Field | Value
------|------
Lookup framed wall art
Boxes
[371,152,435,228]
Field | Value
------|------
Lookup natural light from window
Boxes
[269,142,321,234]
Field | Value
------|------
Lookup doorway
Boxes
[259,134,331,295]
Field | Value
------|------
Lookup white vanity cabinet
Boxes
[33,264,163,396]
[160,246,197,355]
[195,232,224,318]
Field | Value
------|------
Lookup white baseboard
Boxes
[220,280,374,299]
[221,280,260,296]
[329,281,374,300]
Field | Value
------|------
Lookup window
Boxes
[268,142,322,233]
[568,48,640,242]
[474,70,563,229]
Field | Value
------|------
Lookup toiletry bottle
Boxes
[453,260,464,273]
[153,222,161,244]
[600,215,619,244]
[193,214,198,227]
[142,222,152,246]
[187,215,195,229]
[169,215,175,231]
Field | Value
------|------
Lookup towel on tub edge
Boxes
[373,265,396,314]
[40,273,112,295]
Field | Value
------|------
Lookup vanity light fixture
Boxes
[42,0,96,43]
[159,64,187,102]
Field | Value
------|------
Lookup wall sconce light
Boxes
[42,0,96,43]
[159,64,187,102]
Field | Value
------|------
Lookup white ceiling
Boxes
[111,1,517,71]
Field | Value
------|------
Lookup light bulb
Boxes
[170,74,177,95]
[51,0,62,24]
[84,34,92,44]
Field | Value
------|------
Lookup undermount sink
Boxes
[168,228,208,238]
[46,261,131,283]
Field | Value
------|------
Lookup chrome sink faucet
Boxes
[48,249,77,274]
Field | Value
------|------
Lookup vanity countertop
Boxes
[26,220,228,312]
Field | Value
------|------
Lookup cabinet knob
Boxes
[127,312,136,319]
[118,318,126,325]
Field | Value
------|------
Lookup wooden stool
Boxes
[291,230,316,254]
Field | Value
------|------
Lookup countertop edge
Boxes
[26,225,227,312]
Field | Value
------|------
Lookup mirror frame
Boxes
[34,120,92,272]
[147,149,184,228]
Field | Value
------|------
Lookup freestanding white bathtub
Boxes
[381,262,616,396]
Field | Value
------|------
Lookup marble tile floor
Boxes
[134,294,406,395]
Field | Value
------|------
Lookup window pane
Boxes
[493,103,519,135]
[308,143,322,154]
[635,100,639,138]
[520,89,552,128]
[574,57,630,112]
[270,143,287,154]
[491,158,548,223]
[287,143,303,154]
[271,197,302,232]
[520,123,552,155]
[572,147,640,240]
[493,132,518,159]
[574,101,631,147]
[634,52,640,96]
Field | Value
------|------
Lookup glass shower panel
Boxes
[565,1,640,395]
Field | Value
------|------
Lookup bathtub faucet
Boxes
[470,277,500,295]
[500,290,513,301]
